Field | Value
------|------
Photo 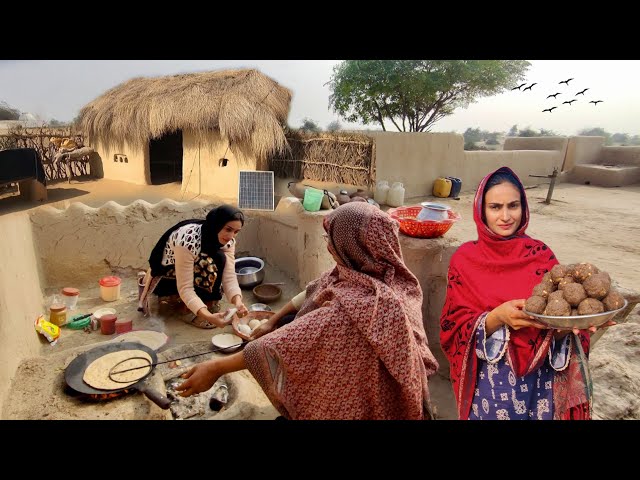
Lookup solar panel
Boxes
[238,170,274,211]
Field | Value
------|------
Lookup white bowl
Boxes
[211,333,243,353]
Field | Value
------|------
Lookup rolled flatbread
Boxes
[83,349,152,390]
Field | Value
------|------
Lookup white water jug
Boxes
[386,182,405,207]
[374,180,390,205]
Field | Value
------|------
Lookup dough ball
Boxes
[573,263,599,282]
[548,290,565,303]
[602,290,625,312]
[550,264,569,284]
[558,276,575,290]
[248,319,262,331]
[583,272,611,300]
[562,283,587,307]
[525,296,546,314]
[532,282,554,299]
[544,297,571,316]
[577,298,605,315]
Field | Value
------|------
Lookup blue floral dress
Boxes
[469,315,571,420]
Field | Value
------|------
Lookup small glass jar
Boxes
[61,287,80,310]
[49,303,67,326]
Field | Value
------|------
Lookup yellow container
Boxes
[433,177,452,198]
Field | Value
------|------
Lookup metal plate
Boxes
[524,299,627,330]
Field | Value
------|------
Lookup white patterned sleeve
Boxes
[548,334,572,371]
[475,312,509,364]
[174,245,207,315]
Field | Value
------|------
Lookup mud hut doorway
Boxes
[149,130,183,184]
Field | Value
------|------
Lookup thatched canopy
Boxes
[78,69,292,159]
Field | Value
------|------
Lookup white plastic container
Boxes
[374,180,390,205]
[386,182,406,207]
[99,276,122,302]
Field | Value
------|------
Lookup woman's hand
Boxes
[198,309,232,328]
[249,317,277,340]
[231,296,248,318]
[176,360,220,397]
[486,299,548,335]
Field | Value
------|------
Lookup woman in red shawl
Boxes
[440,166,601,420]
[177,202,439,419]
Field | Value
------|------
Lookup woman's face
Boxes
[483,182,522,237]
[323,232,346,267]
[218,220,243,245]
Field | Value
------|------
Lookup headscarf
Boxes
[439,166,590,419]
[244,202,438,419]
[148,204,244,276]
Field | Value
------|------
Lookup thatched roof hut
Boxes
[78,69,292,160]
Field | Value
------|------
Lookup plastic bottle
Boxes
[374,180,390,205]
[386,182,406,207]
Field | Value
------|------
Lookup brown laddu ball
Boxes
[545,297,571,316]
[573,263,599,282]
[583,272,611,300]
[558,276,575,290]
[542,272,554,285]
[548,290,565,303]
[577,298,605,315]
[525,296,546,314]
[532,282,555,299]
[602,290,625,311]
[562,283,588,307]
[571,308,579,316]
[550,264,569,284]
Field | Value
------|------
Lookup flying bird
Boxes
[562,99,577,105]
[589,100,604,105]
[576,88,589,96]
[542,107,557,113]
[559,78,574,85]
[511,83,527,91]
[547,92,562,99]
[523,83,537,91]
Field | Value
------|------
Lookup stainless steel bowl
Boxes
[235,257,265,289]
[524,299,627,330]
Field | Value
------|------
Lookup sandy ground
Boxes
[2,176,639,419]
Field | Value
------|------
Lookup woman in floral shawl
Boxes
[176,202,439,419]
[440,166,610,420]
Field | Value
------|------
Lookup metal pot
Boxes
[235,257,265,289]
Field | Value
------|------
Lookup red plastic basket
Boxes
[388,206,461,239]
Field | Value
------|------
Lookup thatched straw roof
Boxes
[78,69,292,158]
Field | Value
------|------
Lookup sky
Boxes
[1,60,638,136]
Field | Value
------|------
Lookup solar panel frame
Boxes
[237,170,275,211]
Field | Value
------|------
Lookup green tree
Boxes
[48,118,67,127]
[508,124,519,137]
[328,60,530,132]
[0,101,20,120]
[611,133,630,144]
[463,127,483,144]
[518,127,538,137]
[300,118,321,133]
[539,128,558,136]
[630,135,640,146]
[578,127,612,145]
[326,120,342,132]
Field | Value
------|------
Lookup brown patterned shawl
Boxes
[243,202,439,419]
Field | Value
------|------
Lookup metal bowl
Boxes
[235,257,265,289]
[524,299,627,330]
[250,303,272,312]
